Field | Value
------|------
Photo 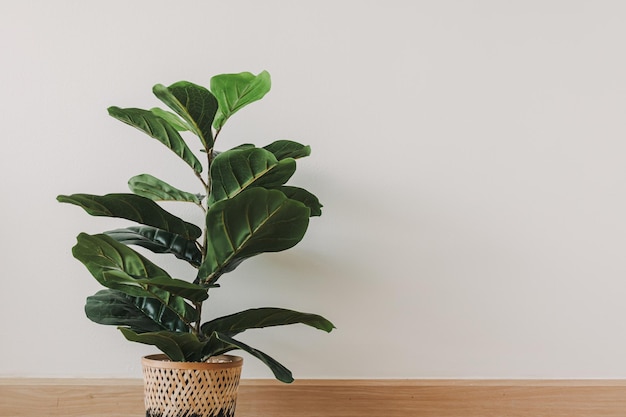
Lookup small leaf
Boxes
[214,332,294,383]
[134,276,208,303]
[153,82,218,150]
[208,147,295,204]
[85,289,190,333]
[57,193,202,240]
[149,108,190,131]
[211,71,271,130]
[198,188,310,284]
[105,226,202,267]
[279,186,323,217]
[119,328,206,362]
[263,140,311,160]
[108,106,203,172]
[201,308,335,337]
[228,143,256,151]
[128,174,200,203]
[200,331,236,358]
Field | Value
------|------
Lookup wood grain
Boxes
[2,378,626,416]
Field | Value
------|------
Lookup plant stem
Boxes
[194,301,203,336]
[195,171,208,190]
[195,202,206,213]
[205,148,213,197]
[201,146,212,275]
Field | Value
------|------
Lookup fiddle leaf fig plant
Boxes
[57,71,333,383]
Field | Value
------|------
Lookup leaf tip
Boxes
[152,83,166,92]
[281,375,295,384]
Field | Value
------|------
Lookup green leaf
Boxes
[153,81,218,150]
[108,106,203,173]
[134,276,208,303]
[227,143,256,151]
[213,332,294,383]
[201,308,335,337]
[85,289,190,333]
[200,331,236,358]
[279,186,323,217]
[72,233,204,317]
[149,108,190,131]
[119,328,206,362]
[105,226,202,267]
[73,233,169,288]
[208,147,295,204]
[128,174,201,204]
[263,140,311,160]
[198,188,310,284]
[57,193,202,240]
[211,71,271,130]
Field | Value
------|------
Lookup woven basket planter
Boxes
[142,354,243,417]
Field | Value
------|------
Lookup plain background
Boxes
[2,1,626,379]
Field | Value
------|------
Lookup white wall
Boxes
[2,0,626,379]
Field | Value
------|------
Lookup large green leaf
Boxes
[211,71,271,130]
[201,308,335,337]
[85,289,190,333]
[72,233,206,310]
[128,174,201,204]
[119,328,206,362]
[213,332,294,383]
[263,140,311,160]
[108,106,203,172]
[105,226,202,267]
[153,81,218,150]
[57,193,202,240]
[279,186,323,217]
[198,188,310,284]
[208,147,296,204]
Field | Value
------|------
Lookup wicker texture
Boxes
[142,354,243,417]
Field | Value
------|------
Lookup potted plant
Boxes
[57,70,334,417]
